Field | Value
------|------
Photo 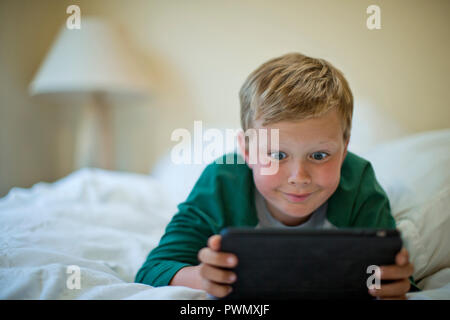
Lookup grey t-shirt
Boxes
[255,189,336,229]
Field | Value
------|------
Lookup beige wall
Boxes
[0,0,68,197]
[1,0,449,197]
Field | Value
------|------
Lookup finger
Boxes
[198,247,238,268]
[380,263,414,280]
[369,279,410,298]
[201,278,233,298]
[208,235,222,251]
[395,248,410,266]
[199,263,237,284]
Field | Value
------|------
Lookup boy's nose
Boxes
[287,163,312,185]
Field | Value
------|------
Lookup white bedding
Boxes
[0,169,207,299]
[1,129,449,300]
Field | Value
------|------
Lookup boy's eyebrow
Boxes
[274,140,339,150]
[317,141,338,145]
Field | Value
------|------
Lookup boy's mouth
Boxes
[282,192,312,203]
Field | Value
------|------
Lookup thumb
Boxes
[396,247,409,266]
[208,234,221,251]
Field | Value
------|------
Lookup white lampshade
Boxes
[29,17,152,101]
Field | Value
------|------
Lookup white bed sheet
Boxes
[0,168,208,300]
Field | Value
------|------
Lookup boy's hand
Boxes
[369,248,414,300]
[197,234,238,298]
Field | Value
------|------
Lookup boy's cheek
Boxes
[313,162,341,187]
[253,167,282,193]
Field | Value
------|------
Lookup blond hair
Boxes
[239,52,353,142]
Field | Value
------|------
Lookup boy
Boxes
[135,53,415,299]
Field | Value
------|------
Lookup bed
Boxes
[1,127,449,300]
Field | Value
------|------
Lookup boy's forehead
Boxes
[252,111,344,144]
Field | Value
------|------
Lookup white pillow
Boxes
[348,98,412,155]
[362,129,450,285]
[151,154,210,206]
[151,127,239,206]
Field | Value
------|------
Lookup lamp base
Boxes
[74,93,113,170]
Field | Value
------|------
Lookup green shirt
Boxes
[135,152,397,287]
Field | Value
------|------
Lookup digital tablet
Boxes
[219,227,402,300]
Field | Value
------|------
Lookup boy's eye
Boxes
[310,152,329,161]
[269,151,287,161]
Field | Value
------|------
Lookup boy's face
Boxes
[238,109,349,226]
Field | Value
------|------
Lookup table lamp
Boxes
[29,17,152,170]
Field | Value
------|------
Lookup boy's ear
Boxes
[342,136,350,160]
[237,130,253,169]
